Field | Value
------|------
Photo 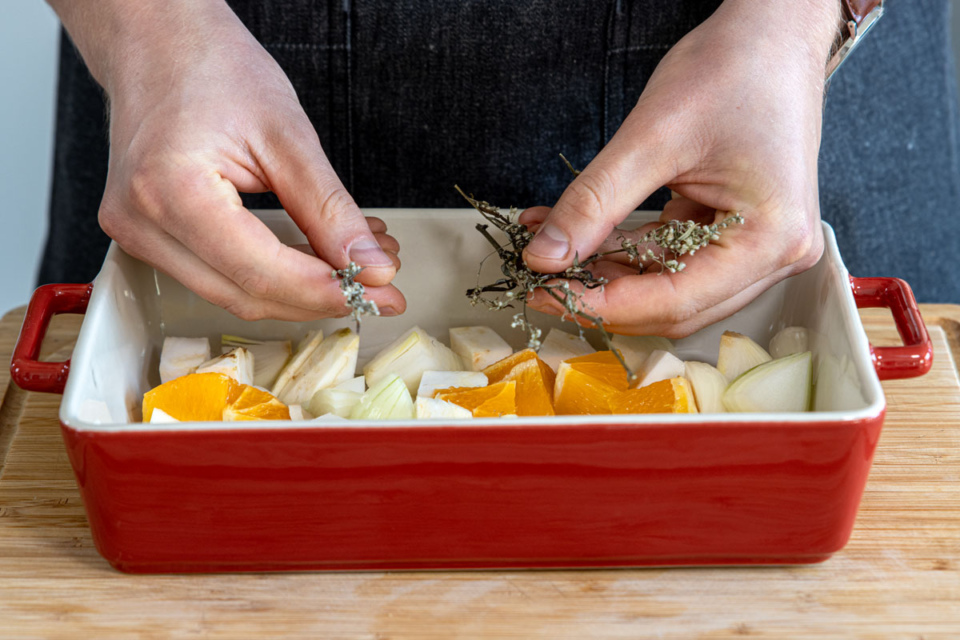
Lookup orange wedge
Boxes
[553,350,630,415]
[483,349,556,416]
[436,380,517,417]
[609,377,698,414]
[223,385,291,421]
[142,372,242,422]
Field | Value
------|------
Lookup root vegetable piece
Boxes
[634,349,685,389]
[415,396,474,419]
[221,335,293,389]
[363,326,463,395]
[537,328,595,373]
[610,335,675,372]
[271,330,325,396]
[416,370,487,400]
[722,351,813,413]
[683,361,728,413]
[197,347,255,386]
[717,331,772,382]
[449,326,513,372]
[159,337,211,383]
[149,408,180,424]
[274,328,359,406]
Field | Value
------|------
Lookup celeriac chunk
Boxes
[449,326,512,372]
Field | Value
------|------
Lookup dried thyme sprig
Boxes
[457,184,744,380]
[332,262,380,332]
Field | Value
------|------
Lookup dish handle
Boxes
[850,276,932,380]
[10,283,93,394]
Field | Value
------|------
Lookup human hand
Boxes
[52,0,404,321]
[521,0,839,337]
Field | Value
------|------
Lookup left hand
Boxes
[520,0,840,338]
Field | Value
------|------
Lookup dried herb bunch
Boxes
[457,183,744,380]
[333,262,380,331]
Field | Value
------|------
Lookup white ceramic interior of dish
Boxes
[61,209,884,430]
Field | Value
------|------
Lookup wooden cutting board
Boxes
[0,305,957,639]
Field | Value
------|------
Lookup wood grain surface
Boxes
[0,306,957,639]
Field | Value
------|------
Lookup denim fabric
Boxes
[39,0,960,302]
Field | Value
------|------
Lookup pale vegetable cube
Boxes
[415,397,474,419]
[150,408,180,424]
[287,404,313,421]
[363,326,463,395]
[610,335,675,372]
[416,371,488,400]
[221,335,293,389]
[274,328,359,406]
[196,347,255,386]
[271,330,325,397]
[159,337,211,383]
[635,350,686,388]
[538,328,595,373]
[449,326,513,372]
[335,376,366,394]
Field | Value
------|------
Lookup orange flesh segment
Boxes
[436,380,517,417]
[609,377,698,414]
[142,372,242,422]
[483,349,556,416]
[482,349,538,382]
[553,351,630,415]
[223,385,291,421]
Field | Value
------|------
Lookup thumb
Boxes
[522,123,675,274]
[258,118,397,286]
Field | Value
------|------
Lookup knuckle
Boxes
[222,297,268,322]
[568,169,616,221]
[234,267,277,300]
[781,220,824,272]
[126,166,165,219]
[316,184,358,222]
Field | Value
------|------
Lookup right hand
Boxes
[72,0,405,321]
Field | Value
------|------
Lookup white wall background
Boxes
[0,2,959,315]
[0,3,58,313]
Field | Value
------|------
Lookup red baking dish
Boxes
[11,210,932,573]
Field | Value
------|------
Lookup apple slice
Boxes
[722,351,812,413]
[717,331,772,382]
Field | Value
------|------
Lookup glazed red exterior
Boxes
[59,414,882,572]
[11,214,932,573]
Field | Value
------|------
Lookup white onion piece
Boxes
[717,331,772,382]
[722,351,812,413]
[684,361,727,413]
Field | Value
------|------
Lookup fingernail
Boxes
[349,239,393,268]
[527,224,570,261]
[379,306,399,316]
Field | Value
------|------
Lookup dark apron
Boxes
[39,0,960,302]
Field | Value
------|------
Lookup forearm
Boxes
[45,0,240,98]
[716,0,840,72]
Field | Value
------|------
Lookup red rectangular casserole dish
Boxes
[11,210,932,572]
